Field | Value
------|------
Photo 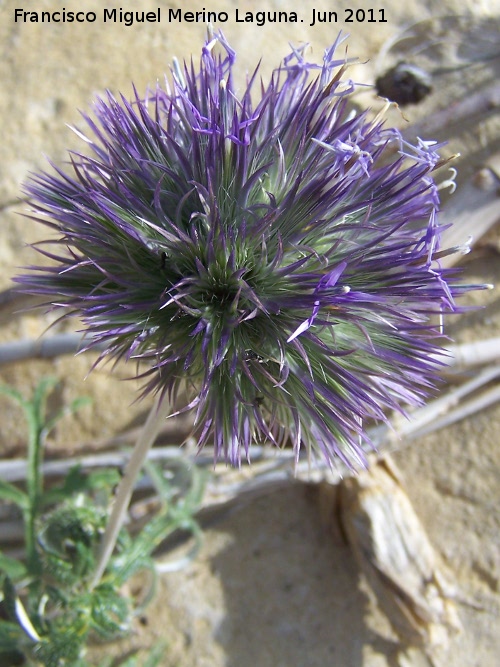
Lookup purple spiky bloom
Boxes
[18,33,474,469]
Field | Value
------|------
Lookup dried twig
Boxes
[434,337,500,371]
[0,333,106,364]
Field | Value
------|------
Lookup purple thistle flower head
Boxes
[17,33,475,469]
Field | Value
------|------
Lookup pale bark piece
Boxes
[338,458,461,654]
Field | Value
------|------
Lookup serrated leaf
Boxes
[0,619,24,652]
[0,551,28,580]
[0,479,28,510]
[40,466,88,506]
[32,377,59,414]
[44,395,92,435]
[143,641,169,667]
[0,384,26,407]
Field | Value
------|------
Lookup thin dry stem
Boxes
[90,391,171,589]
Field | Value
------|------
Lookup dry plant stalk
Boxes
[338,457,461,656]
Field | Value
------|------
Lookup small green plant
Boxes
[0,378,204,666]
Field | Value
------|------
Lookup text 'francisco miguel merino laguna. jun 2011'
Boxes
[13,7,388,27]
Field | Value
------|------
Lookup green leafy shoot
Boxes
[0,379,205,666]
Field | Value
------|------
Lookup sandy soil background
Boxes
[1,0,499,665]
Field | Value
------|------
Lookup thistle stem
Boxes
[90,392,170,589]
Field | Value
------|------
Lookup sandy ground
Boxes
[1,0,500,665]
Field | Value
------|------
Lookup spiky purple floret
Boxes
[18,33,473,468]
